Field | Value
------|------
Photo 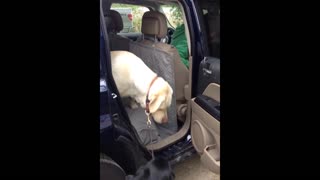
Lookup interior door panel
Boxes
[191,52,221,173]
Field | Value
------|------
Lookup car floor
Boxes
[173,154,220,180]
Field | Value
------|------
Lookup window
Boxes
[161,4,190,68]
[201,3,220,58]
[111,4,149,33]
[160,4,184,29]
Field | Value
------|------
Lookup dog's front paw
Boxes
[129,100,139,109]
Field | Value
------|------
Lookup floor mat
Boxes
[126,106,177,145]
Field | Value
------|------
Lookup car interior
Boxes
[102,0,220,174]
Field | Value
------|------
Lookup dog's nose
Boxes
[162,116,168,123]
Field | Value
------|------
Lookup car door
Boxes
[188,0,220,174]
[100,5,151,174]
[191,57,220,174]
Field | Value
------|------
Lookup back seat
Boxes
[138,11,189,121]
[106,10,190,144]
[128,11,181,140]
[105,10,131,51]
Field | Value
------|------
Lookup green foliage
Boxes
[169,5,183,27]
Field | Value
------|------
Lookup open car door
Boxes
[191,57,220,174]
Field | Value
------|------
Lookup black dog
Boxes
[126,157,175,180]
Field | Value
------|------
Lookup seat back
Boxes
[139,11,189,120]
[129,41,178,137]
[105,10,131,51]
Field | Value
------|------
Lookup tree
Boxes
[169,5,183,27]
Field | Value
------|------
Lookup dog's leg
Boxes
[129,99,139,109]
[135,96,146,108]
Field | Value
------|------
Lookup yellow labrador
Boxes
[111,51,173,124]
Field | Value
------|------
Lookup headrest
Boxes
[141,11,167,38]
[105,16,112,32]
[107,10,123,33]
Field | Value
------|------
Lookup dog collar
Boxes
[145,75,158,114]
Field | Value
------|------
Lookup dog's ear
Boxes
[149,94,165,113]
[165,84,173,106]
